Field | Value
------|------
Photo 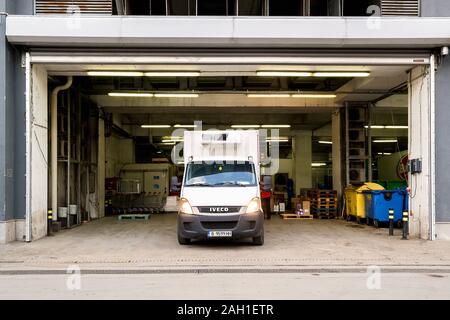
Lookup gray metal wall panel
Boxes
[13,46,26,221]
[421,0,450,17]
[436,57,450,223]
[0,14,6,222]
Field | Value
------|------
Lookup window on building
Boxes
[343,0,381,16]
[269,0,305,16]
[197,0,229,15]
[238,0,264,16]
[309,0,342,16]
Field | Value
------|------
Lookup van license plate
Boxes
[207,231,232,238]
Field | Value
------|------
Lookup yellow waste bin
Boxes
[345,183,384,222]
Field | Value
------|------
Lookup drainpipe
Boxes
[51,77,73,222]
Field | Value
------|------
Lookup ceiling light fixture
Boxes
[109,92,153,97]
[159,142,176,146]
[373,139,398,143]
[385,125,409,129]
[141,125,172,128]
[312,163,327,167]
[247,94,291,98]
[144,72,200,77]
[365,125,408,129]
[88,71,144,77]
[313,72,371,78]
[231,125,261,128]
[318,141,333,145]
[256,71,313,77]
[261,125,291,128]
[154,93,199,98]
[267,139,289,143]
[292,94,337,98]
[174,124,199,128]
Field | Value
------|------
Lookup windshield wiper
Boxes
[213,182,249,187]
[185,183,214,187]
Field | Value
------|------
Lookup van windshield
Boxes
[184,161,257,187]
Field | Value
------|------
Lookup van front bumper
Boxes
[177,211,264,240]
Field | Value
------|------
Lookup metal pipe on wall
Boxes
[51,76,73,222]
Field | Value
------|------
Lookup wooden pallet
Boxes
[312,197,338,202]
[312,204,338,209]
[280,213,314,220]
[118,214,150,221]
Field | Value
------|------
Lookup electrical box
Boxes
[408,158,422,174]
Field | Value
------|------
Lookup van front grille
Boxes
[201,222,238,230]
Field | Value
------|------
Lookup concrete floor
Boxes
[1,214,450,270]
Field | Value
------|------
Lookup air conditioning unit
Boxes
[381,0,420,16]
[36,0,113,15]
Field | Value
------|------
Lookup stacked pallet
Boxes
[311,190,338,219]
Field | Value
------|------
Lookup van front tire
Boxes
[178,233,191,245]
[253,230,264,246]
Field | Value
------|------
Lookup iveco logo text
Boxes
[209,207,229,212]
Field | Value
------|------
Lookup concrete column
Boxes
[332,110,343,197]
[293,131,312,194]
[98,117,106,218]
[409,65,433,240]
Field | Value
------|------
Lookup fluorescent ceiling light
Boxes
[292,94,336,98]
[88,71,144,77]
[373,139,398,143]
[144,72,200,77]
[378,152,392,155]
[261,125,291,128]
[247,94,291,98]
[154,93,199,98]
[141,125,172,128]
[266,137,289,142]
[162,140,183,143]
[109,92,153,97]
[318,141,333,145]
[312,163,327,167]
[365,125,408,129]
[313,72,371,78]
[159,142,176,146]
[256,71,313,77]
[174,124,198,128]
[231,125,261,128]
[385,125,409,129]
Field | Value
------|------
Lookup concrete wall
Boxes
[421,0,450,17]
[105,136,134,178]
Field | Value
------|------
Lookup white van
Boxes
[177,130,264,245]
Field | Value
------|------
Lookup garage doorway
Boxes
[25,52,432,242]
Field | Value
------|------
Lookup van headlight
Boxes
[179,198,194,215]
[246,197,262,214]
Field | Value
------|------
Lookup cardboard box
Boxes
[302,200,311,215]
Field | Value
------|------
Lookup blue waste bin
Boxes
[363,190,408,226]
